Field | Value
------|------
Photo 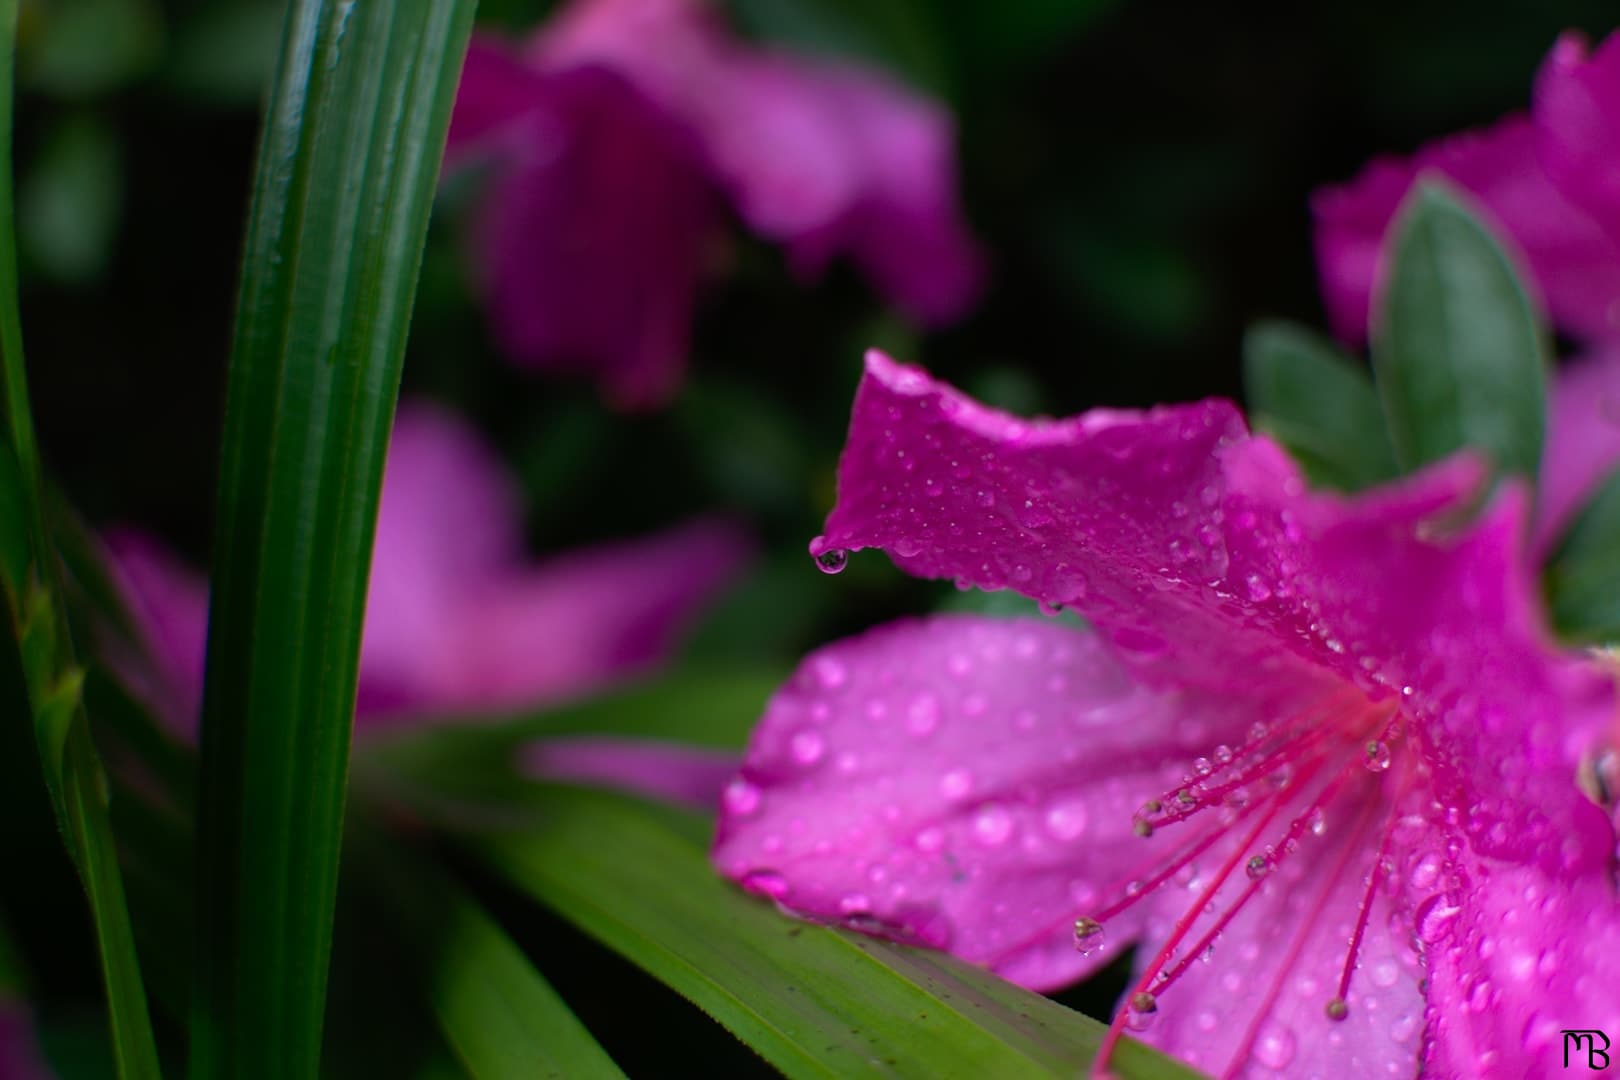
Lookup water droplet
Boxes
[914,826,945,853]
[1244,573,1272,601]
[939,769,974,800]
[1415,893,1462,943]
[973,803,1014,846]
[906,694,941,736]
[1125,992,1157,1030]
[1363,740,1392,772]
[1253,1023,1297,1069]
[741,869,788,898]
[811,656,847,690]
[1213,745,1234,766]
[1072,917,1105,955]
[1408,851,1443,891]
[722,778,761,816]
[790,730,826,765]
[814,547,849,574]
[838,893,871,915]
[1044,798,1089,841]
[1307,808,1327,836]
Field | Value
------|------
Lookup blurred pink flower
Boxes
[105,402,749,734]
[713,351,1620,1077]
[0,1003,52,1080]
[445,0,983,409]
[1313,29,1620,551]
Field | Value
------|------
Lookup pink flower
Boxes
[105,401,749,735]
[0,1002,52,1080]
[712,351,1620,1077]
[445,0,983,409]
[1312,29,1620,552]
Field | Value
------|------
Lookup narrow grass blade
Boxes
[476,786,1201,1080]
[189,1,477,1075]
[0,1,160,1074]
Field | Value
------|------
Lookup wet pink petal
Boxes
[443,35,551,164]
[1537,349,1620,555]
[816,353,1615,876]
[1311,115,1620,344]
[1536,31,1620,248]
[713,614,1286,991]
[105,404,747,733]
[1418,847,1620,1078]
[1135,807,1426,1077]
[0,1002,52,1079]
[525,736,739,809]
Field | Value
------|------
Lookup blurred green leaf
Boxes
[164,1,284,106]
[20,0,161,96]
[476,786,1200,1080]
[19,114,120,283]
[431,890,626,1079]
[1372,183,1547,482]
[188,0,477,1075]
[1243,319,1397,491]
[0,1,160,1072]
[1546,469,1620,643]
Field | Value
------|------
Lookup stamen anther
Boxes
[1324,997,1348,1021]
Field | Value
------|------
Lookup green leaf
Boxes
[1545,469,1620,643]
[1242,319,1398,491]
[18,114,121,283]
[188,1,477,1076]
[476,787,1200,1080]
[0,1,161,1073]
[1372,183,1548,481]
[430,890,626,1079]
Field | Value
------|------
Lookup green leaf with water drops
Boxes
[1372,183,1548,482]
[1545,469,1620,643]
[473,785,1202,1080]
[1243,319,1398,492]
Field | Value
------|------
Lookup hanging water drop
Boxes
[1363,739,1392,772]
[1072,917,1106,956]
[814,547,849,574]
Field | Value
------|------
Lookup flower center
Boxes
[1080,685,1412,1079]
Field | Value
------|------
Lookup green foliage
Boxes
[1546,470,1620,643]
[1243,319,1398,491]
[188,1,477,1075]
[475,786,1201,1080]
[1372,183,1548,483]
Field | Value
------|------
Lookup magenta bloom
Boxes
[106,402,748,733]
[445,0,983,408]
[0,1003,51,1080]
[713,352,1620,1077]
[1313,29,1620,550]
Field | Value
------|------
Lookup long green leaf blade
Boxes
[478,787,1200,1080]
[0,1,160,1073]
[1372,183,1548,481]
[189,1,477,1075]
[1242,319,1397,492]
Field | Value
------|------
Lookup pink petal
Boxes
[535,0,980,322]
[1134,811,1425,1078]
[524,736,739,808]
[1418,847,1620,1078]
[1536,31,1620,254]
[376,518,749,723]
[712,614,1267,991]
[0,1003,52,1080]
[445,34,552,166]
[816,352,1615,875]
[466,66,718,409]
[360,402,525,689]
[1537,347,1620,555]
[1311,114,1620,344]
[100,528,209,735]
